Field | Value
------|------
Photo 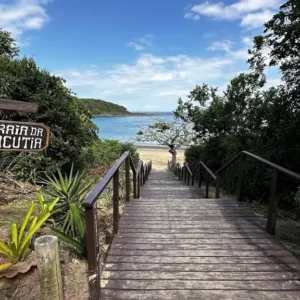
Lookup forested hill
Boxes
[78,98,129,116]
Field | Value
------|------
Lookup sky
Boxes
[1,0,283,111]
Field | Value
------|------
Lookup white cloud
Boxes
[0,0,52,41]
[56,43,258,110]
[187,0,283,28]
[184,12,200,21]
[127,34,155,51]
[242,36,252,46]
[241,10,275,28]
[208,40,233,52]
[127,42,144,51]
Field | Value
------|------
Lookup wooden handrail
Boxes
[243,151,300,181]
[83,151,151,299]
[199,161,217,181]
[185,163,193,176]
[216,151,300,236]
[217,151,300,181]
[170,150,300,237]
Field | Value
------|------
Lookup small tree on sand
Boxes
[136,120,193,168]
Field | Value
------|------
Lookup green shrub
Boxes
[79,140,140,170]
[43,165,91,239]
[0,194,58,263]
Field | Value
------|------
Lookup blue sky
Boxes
[1,0,282,111]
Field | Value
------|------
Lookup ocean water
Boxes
[92,112,175,145]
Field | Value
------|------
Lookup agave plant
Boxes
[36,191,60,219]
[43,165,92,239]
[0,196,57,263]
[51,224,86,257]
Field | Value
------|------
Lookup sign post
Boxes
[0,121,50,152]
[0,99,50,152]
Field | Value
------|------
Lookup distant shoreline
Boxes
[136,145,188,149]
[93,112,157,117]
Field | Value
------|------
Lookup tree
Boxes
[248,0,300,90]
[0,30,19,58]
[136,120,193,167]
[174,0,300,208]
[0,30,98,176]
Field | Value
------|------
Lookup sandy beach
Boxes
[137,146,185,169]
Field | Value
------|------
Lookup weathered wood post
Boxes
[215,174,220,198]
[34,235,64,300]
[237,153,246,202]
[267,169,280,235]
[125,156,130,202]
[113,169,120,234]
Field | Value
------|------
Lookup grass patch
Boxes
[247,201,300,259]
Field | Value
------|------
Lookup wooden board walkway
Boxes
[101,169,300,299]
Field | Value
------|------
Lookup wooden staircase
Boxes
[100,168,300,299]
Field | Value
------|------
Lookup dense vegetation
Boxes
[176,0,300,214]
[0,30,139,179]
[78,98,128,116]
[0,30,140,268]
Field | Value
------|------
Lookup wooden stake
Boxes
[34,235,64,300]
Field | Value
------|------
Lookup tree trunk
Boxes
[171,151,177,168]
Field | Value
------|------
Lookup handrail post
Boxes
[113,169,119,234]
[267,169,280,235]
[141,165,144,186]
[137,174,141,198]
[187,172,190,186]
[237,153,246,202]
[143,165,147,184]
[84,204,100,299]
[198,165,202,187]
[184,167,187,182]
[191,168,195,186]
[205,171,209,198]
[215,173,220,198]
[133,169,137,198]
[125,156,130,202]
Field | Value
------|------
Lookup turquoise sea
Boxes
[92,112,174,146]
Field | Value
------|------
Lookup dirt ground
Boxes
[138,146,185,169]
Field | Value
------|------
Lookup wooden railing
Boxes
[173,161,217,198]
[215,151,300,235]
[170,150,300,236]
[82,151,151,299]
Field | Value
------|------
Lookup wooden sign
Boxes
[0,120,50,152]
[0,99,38,113]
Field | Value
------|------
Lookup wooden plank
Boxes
[111,243,285,251]
[104,262,300,272]
[122,208,252,213]
[118,223,264,229]
[103,169,300,298]
[100,290,300,300]
[0,99,38,113]
[119,216,260,221]
[101,279,300,290]
[119,219,264,225]
[108,249,293,257]
[118,228,266,234]
[0,120,50,152]
[106,255,300,265]
[116,233,274,239]
[121,212,254,217]
[113,237,278,245]
[102,271,300,280]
